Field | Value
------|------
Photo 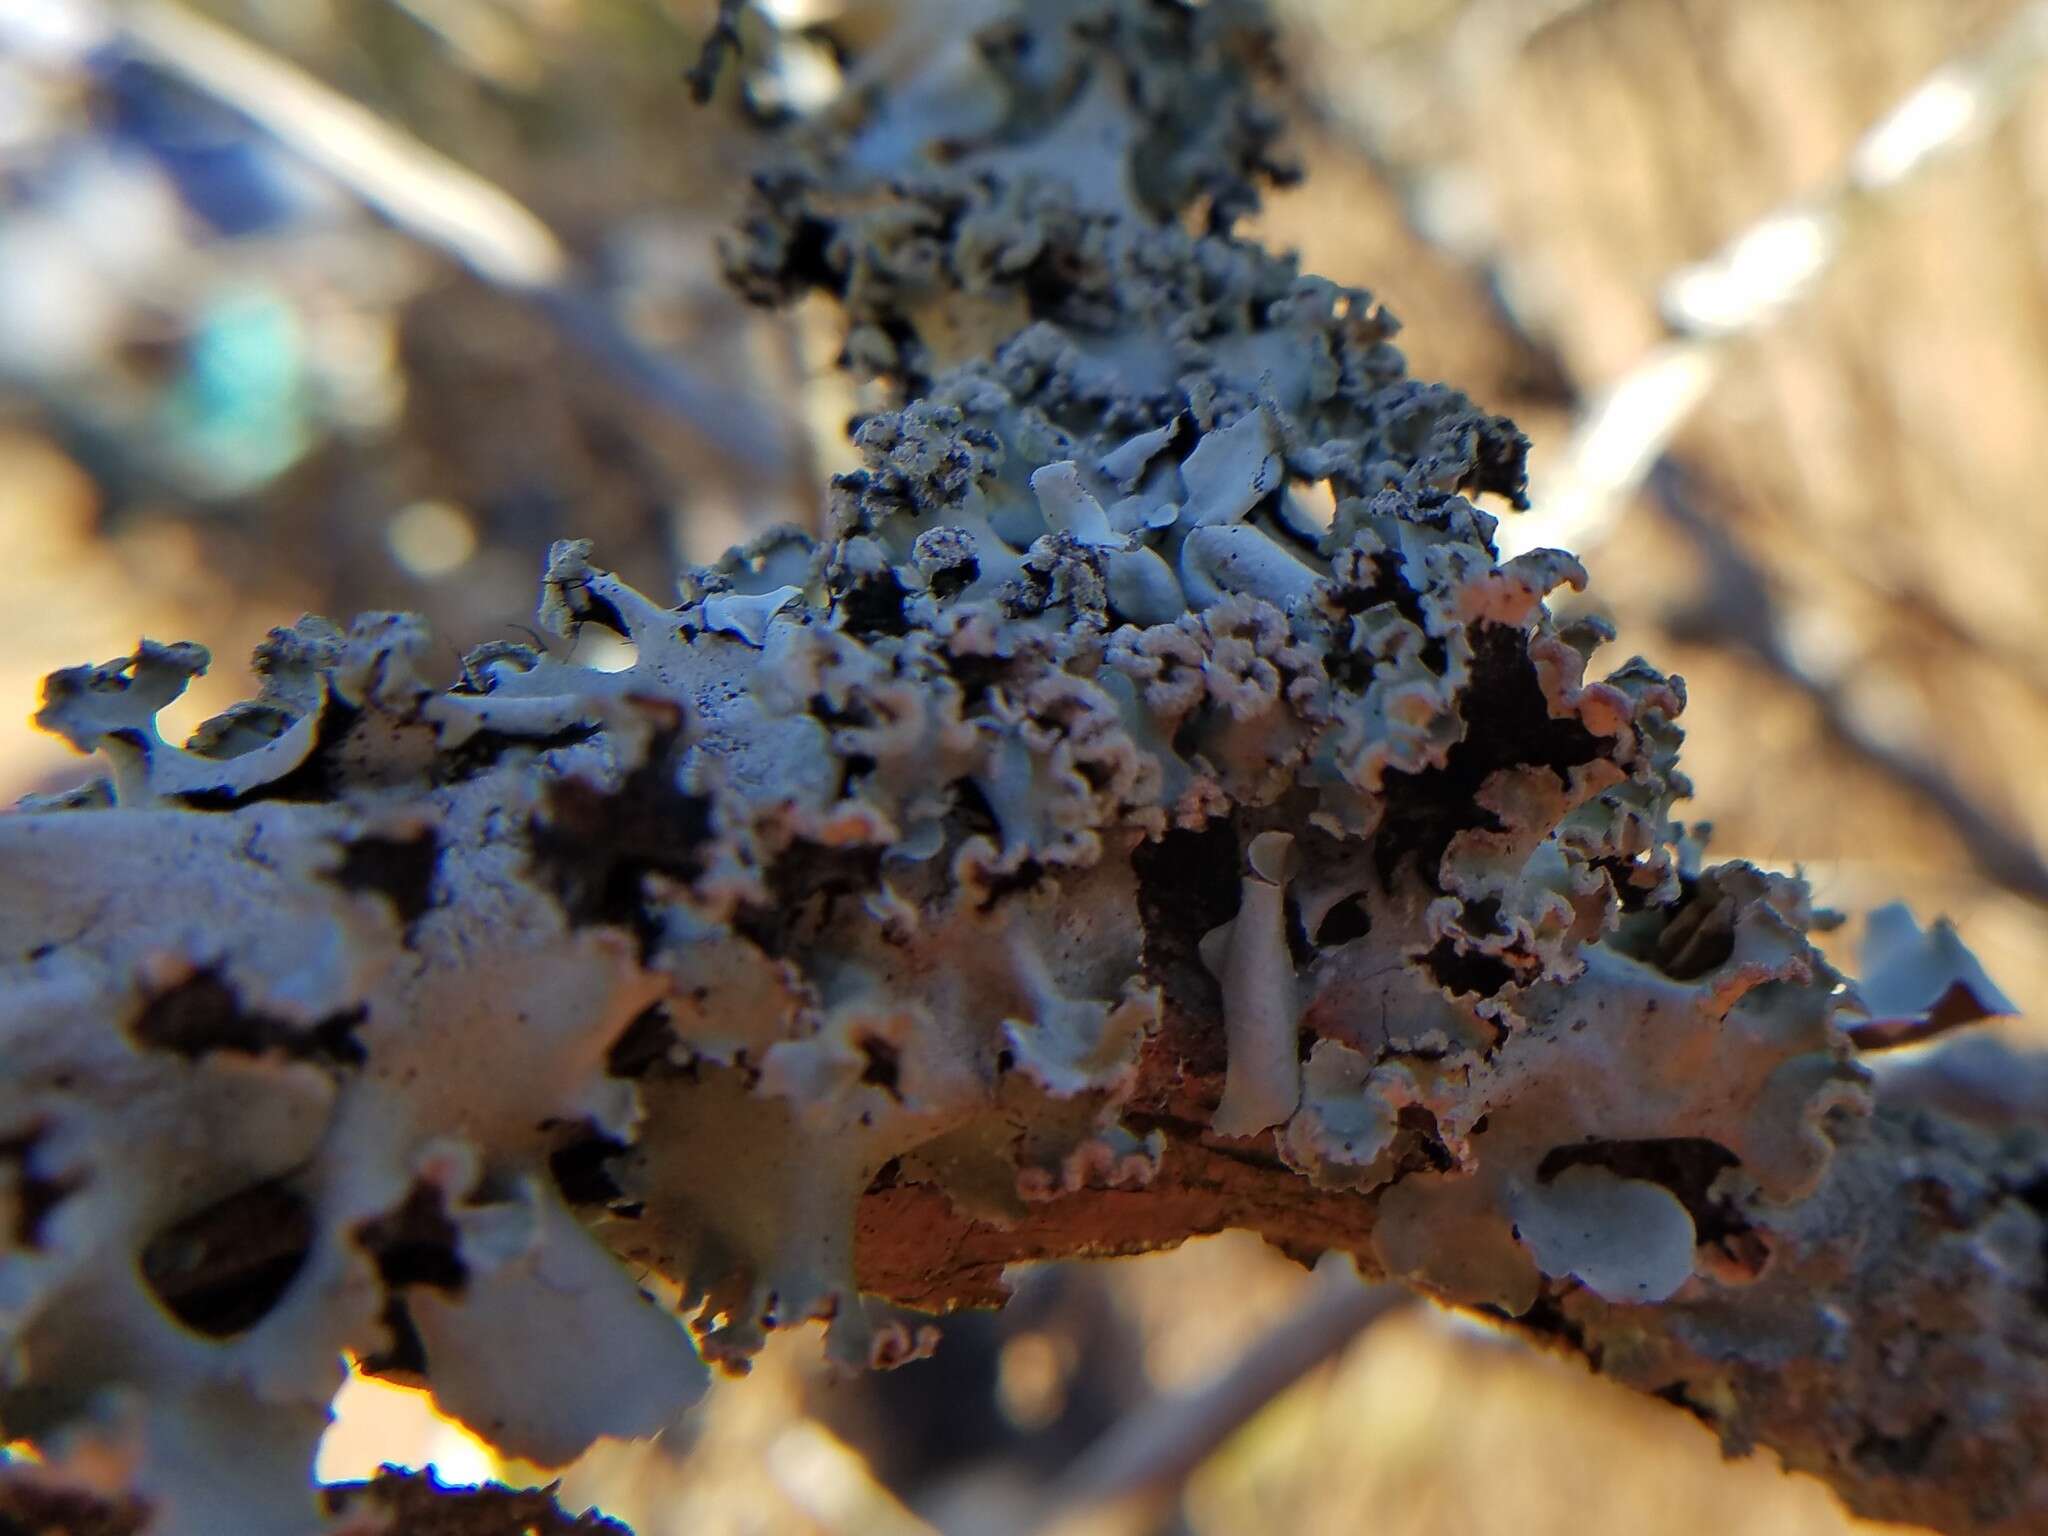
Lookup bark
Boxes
[0,1470,629,1536]
[851,1024,2048,1536]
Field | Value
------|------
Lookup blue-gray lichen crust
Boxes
[0,4,1875,1533]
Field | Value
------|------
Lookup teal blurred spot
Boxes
[158,287,311,496]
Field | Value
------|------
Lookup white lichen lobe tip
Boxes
[1205,830,1303,1138]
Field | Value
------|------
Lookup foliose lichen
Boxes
[4,4,2030,1535]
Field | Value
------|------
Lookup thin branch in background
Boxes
[762,1418,942,1536]
[686,0,750,104]
[1523,0,2048,557]
[1018,1267,1410,1536]
[115,0,794,476]
[1305,0,2048,557]
[1290,3,1582,397]
[1298,0,2048,911]
[1649,457,2048,906]
[1446,0,1620,76]
[383,0,545,92]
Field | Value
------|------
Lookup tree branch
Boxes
[0,1467,630,1536]
[1,5,2041,1536]
[845,1018,2048,1536]
[1021,1266,1409,1534]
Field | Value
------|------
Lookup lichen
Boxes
[3,4,2029,1534]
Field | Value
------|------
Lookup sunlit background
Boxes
[3,0,2045,1531]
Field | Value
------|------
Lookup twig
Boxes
[383,0,544,92]
[1302,0,2048,556]
[1298,0,2048,909]
[1649,459,2048,906]
[685,0,749,104]
[1523,0,2048,556]
[115,0,792,474]
[1021,1268,1409,1536]
[0,1466,632,1536]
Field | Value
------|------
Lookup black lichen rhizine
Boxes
[1853,1414,1949,1477]
[180,695,361,810]
[0,1482,149,1534]
[305,1008,369,1065]
[2017,1170,2048,1217]
[1462,896,1506,936]
[856,1035,903,1099]
[836,751,880,798]
[1018,246,1100,326]
[1592,854,1665,913]
[778,212,839,293]
[835,567,915,638]
[1393,1104,1455,1175]
[1503,1290,1600,1371]
[361,1297,431,1382]
[1283,892,1315,969]
[1319,546,1441,675]
[141,1180,313,1339]
[942,777,999,849]
[550,1130,631,1207]
[807,691,867,729]
[944,653,1011,712]
[728,171,840,302]
[2018,1170,2048,1314]
[555,575,633,640]
[528,734,714,955]
[130,971,366,1066]
[1651,878,1738,980]
[1652,1380,1721,1429]
[975,856,1049,911]
[925,552,980,601]
[1370,389,1530,510]
[441,721,603,785]
[1313,892,1373,947]
[1467,414,1533,508]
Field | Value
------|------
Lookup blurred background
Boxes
[3,0,2045,1531]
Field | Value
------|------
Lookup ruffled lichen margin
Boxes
[2,4,2043,1533]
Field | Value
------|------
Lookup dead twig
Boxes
[1297,0,2048,909]
[1526,0,2048,555]
[1018,1267,1410,1536]
[1649,458,2048,906]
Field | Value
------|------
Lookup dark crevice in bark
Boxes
[529,732,712,952]
[129,971,366,1066]
[1373,628,1603,889]
[0,1127,80,1249]
[331,827,441,936]
[140,1181,313,1339]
